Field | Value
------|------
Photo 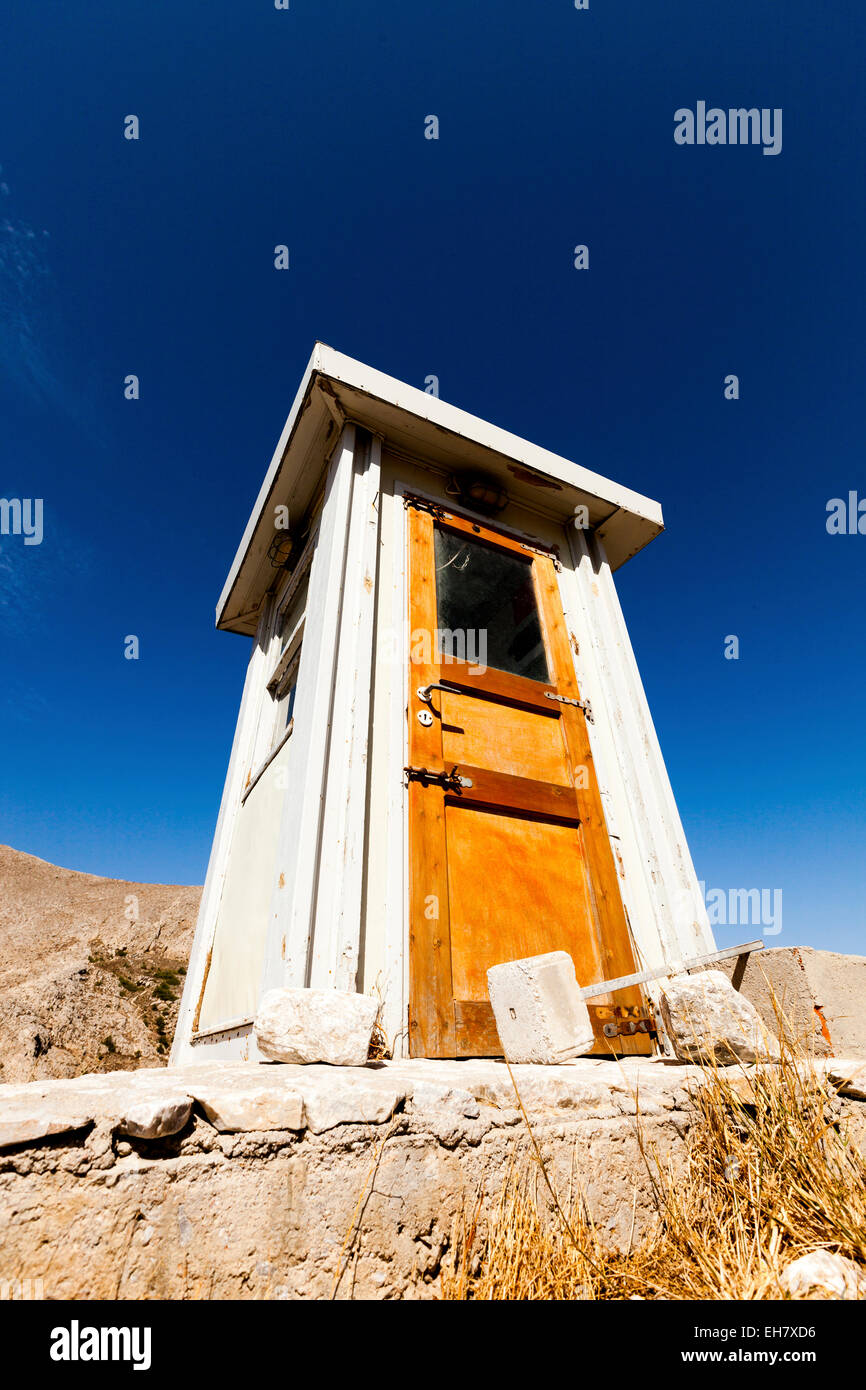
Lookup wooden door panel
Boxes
[407,500,652,1058]
[446,804,603,1003]
[431,660,556,709]
[451,766,578,819]
[453,1001,501,1056]
[440,693,571,785]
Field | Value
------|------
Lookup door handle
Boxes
[416,681,463,705]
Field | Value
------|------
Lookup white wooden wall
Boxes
[170,620,273,1065]
[173,422,384,1061]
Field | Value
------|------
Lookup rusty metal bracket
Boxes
[519,540,562,570]
[404,765,472,792]
[403,495,450,519]
[544,692,593,722]
[588,1002,658,1040]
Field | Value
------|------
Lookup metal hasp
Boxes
[544,691,594,722]
[404,765,473,792]
[589,1002,657,1040]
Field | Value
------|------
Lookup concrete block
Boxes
[714,947,866,1059]
[793,948,866,1057]
[486,952,595,1064]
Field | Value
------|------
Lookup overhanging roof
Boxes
[217,343,665,635]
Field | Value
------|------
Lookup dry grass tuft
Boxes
[367,1017,391,1063]
[366,983,393,1062]
[442,1037,866,1300]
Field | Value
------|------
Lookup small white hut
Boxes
[172,344,713,1065]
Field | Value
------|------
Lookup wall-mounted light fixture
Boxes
[446,471,509,517]
[267,532,294,569]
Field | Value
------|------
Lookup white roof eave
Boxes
[216,343,665,633]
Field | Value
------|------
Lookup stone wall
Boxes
[0,1057,694,1299]
[4,1049,864,1300]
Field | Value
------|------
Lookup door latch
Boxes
[544,692,594,722]
[588,1003,657,1039]
[404,765,473,792]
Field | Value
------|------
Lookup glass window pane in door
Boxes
[433,527,549,682]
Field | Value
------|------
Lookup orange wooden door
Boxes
[406,501,652,1058]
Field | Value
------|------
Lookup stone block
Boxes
[659,970,780,1066]
[779,1250,866,1300]
[486,952,595,1064]
[254,987,379,1066]
[192,1082,304,1133]
[714,947,866,1059]
[0,1110,93,1151]
[827,1058,866,1100]
[119,1092,193,1140]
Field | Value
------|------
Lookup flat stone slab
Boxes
[1,1052,863,1151]
[190,1082,304,1135]
[0,1055,704,1149]
[0,1111,94,1150]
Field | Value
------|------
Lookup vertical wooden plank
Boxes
[309,431,382,991]
[258,424,357,998]
[558,531,679,974]
[407,780,455,1057]
[380,482,410,1055]
[574,527,714,963]
[406,505,455,1056]
[406,507,444,772]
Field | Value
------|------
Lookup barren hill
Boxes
[0,844,200,1084]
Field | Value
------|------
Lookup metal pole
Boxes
[578,939,764,1002]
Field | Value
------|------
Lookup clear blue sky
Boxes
[0,3,863,956]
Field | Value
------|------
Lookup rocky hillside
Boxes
[0,844,200,1084]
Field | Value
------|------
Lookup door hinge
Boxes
[404,765,473,792]
[519,540,562,570]
[544,692,594,722]
[403,495,450,519]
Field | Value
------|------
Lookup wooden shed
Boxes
[172,344,714,1064]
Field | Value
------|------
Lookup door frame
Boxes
[399,484,649,1058]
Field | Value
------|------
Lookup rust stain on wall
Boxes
[507,464,563,491]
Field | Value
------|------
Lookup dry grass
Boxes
[366,982,393,1062]
[442,1041,866,1300]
